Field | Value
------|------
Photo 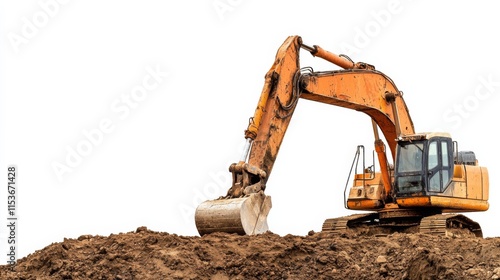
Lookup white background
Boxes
[1,0,499,261]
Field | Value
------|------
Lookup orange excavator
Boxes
[195,35,489,237]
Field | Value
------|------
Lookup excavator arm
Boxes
[195,35,415,235]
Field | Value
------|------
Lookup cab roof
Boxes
[399,132,451,141]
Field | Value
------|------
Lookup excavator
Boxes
[195,35,489,237]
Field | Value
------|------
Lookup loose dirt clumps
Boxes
[1,227,500,279]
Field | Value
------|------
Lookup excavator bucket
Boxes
[195,192,272,236]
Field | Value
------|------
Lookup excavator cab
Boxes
[395,133,453,196]
[393,132,489,213]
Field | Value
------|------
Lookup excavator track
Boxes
[322,213,483,237]
[419,214,483,237]
[322,213,379,234]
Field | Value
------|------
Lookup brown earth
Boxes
[1,227,500,280]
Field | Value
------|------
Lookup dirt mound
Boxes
[1,227,500,280]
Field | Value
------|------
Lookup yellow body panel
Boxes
[347,199,383,210]
[346,162,489,213]
[443,165,489,201]
[396,196,489,212]
[346,172,384,210]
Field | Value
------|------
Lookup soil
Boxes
[1,227,500,280]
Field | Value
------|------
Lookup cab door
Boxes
[427,138,453,192]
